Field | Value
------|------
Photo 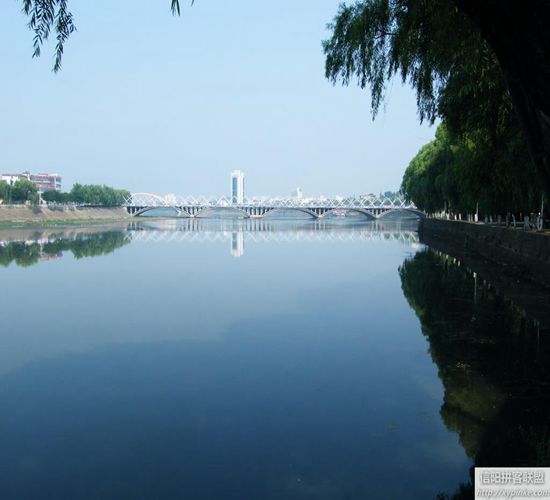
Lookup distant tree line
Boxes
[42,184,130,206]
[0,181,129,207]
[0,179,39,204]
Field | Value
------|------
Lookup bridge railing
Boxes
[125,193,417,210]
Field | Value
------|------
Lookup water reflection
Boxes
[128,218,420,257]
[0,220,470,499]
[0,220,421,267]
[3,220,548,498]
[399,249,550,499]
[0,230,131,267]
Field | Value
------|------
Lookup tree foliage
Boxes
[323,0,483,123]
[323,0,550,194]
[0,179,39,204]
[401,123,541,215]
[0,181,10,202]
[9,178,39,204]
[20,1,185,72]
[42,184,130,206]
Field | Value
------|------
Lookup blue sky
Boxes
[0,0,434,197]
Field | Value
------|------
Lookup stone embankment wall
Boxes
[0,206,129,224]
[419,219,550,287]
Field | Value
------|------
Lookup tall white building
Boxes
[230,170,245,204]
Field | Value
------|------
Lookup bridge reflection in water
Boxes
[126,218,421,258]
[0,219,420,266]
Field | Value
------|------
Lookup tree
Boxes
[323,0,550,194]
[401,136,446,214]
[451,0,550,199]
[20,0,183,71]
[42,190,71,203]
[401,123,540,215]
[50,183,130,206]
[0,181,10,203]
[10,178,38,204]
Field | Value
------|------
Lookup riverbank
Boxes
[0,206,129,227]
[419,218,550,289]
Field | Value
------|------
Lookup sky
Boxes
[0,0,435,198]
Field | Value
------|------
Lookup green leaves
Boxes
[323,1,395,117]
[401,121,539,215]
[21,1,190,72]
[67,184,130,206]
[22,0,76,72]
[42,184,129,206]
[0,181,10,203]
[326,1,541,213]
[10,178,39,204]
[323,0,491,123]
[171,0,181,15]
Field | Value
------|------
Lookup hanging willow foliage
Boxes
[20,0,189,72]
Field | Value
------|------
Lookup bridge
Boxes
[125,193,425,219]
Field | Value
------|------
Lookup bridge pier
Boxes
[126,206,145,215]
[187,206,200,217]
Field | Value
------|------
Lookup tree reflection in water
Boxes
[0,231,131,268]
[400,249,550,499]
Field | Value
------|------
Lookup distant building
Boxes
[360,194,377,202]
[1,171,61,194]
[292,187,304,199]
[230,170,245,204]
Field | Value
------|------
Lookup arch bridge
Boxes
[125,193,425,220]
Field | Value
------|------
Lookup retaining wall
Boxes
[0,206,129,224]
[419,218,550,287]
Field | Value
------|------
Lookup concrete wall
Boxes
[419,219,550,287]
[0,206,129,223]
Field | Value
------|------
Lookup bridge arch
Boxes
[194,207,251,218]
[261,207,318,218]
[319,208,376,220]
[131,206,185,217]
[377,208,426,219]
[128,192,170,207]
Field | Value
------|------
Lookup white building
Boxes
[1,171,61,194]
[230,170,245,204]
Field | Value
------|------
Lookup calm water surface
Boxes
[0,219,548,499]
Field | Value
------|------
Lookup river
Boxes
[0,218,548,499]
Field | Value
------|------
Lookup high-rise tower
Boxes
[230,170,245,204]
